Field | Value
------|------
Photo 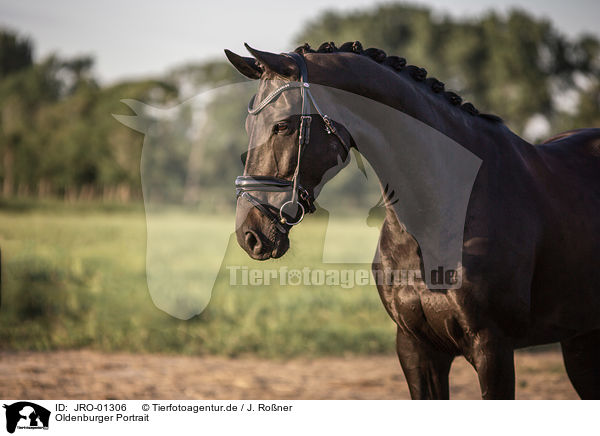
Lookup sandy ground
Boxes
[0,350,578,400]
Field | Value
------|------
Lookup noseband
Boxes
[235,52,350,234]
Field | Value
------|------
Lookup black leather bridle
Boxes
[235,52,350,234]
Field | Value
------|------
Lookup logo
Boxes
[3,402,50,433]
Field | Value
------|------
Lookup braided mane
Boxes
[294,41,502,123]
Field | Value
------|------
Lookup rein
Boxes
[235,52,350,234]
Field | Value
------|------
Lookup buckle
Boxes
[299,115,312,145]
[322,115,336,135]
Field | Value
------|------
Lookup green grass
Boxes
[0,205,396,357]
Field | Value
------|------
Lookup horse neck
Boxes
[306,53,537,286]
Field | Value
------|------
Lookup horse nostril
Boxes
[245,230,263,254]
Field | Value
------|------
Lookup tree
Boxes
[0,29,32,78]
[0,29,34,196]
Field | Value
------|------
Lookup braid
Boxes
[461,102,479,115]
[444,91,463,106]
[406,65,427,82]
[383,56,406,71]
[317,42,337,53]
[291,40,502,122]
[364,47,387,63]
[425,77,445,93]
[295,43,315,55]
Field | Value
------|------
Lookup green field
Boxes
[0,205,396,357]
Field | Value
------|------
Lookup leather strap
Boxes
[247,82,303,115]
[237,51,350,233]
[235,176,315,213]
[239,191,289,234]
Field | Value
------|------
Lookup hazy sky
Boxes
[1,0,598,83]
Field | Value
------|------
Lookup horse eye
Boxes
[273,121,289,133]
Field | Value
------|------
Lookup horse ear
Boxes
[224,49,262,79]
[244,43,299,79]
[112,99,155,133]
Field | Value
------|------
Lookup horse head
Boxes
[226,45,354,260]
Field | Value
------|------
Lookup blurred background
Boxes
[0,0,597,399]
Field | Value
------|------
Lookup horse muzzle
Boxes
[235,197,290,260]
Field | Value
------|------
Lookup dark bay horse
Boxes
[225,41,600,399]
